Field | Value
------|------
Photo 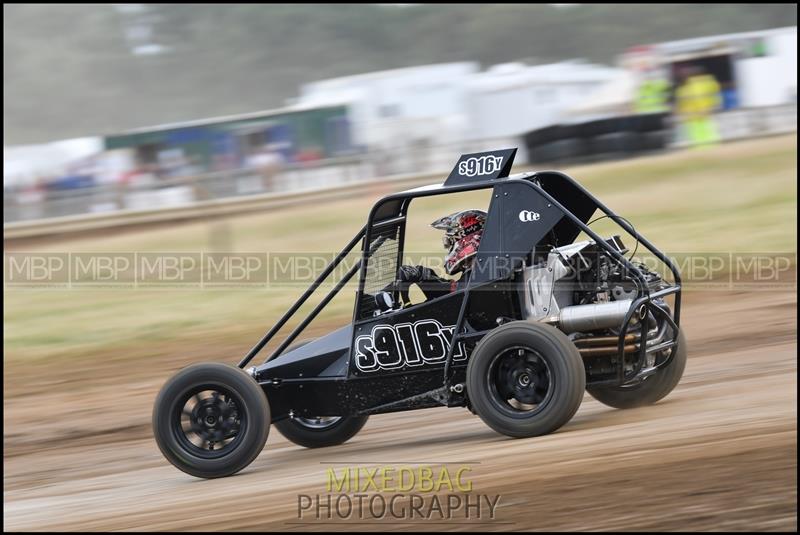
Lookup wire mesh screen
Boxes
[357,222,402,319]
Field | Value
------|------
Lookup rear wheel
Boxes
[587,329,687,409]
[274,415,369,448]
[273,338,369,448]
[152,362,270,478]
[466,321,585,438]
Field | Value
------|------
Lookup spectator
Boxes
[675,66,722,147]
[634,70,671,114]
[247,146,285,192]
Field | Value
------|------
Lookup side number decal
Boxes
[354,319,467,373]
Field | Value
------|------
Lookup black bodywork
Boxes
[238,149,682,421]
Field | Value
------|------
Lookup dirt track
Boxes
[3,289,797,531]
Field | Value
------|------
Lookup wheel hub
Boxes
[516,370,532,387]
[184,392,241,448]
[492,346,553,411]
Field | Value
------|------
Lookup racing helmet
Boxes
[431,209,487,275]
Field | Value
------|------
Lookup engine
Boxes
[522,236,672,374]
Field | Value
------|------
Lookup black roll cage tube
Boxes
[239,171,682,387]
[237,225,365,368]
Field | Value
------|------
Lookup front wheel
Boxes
[152,362,270,478]
[274,415,368,448]
[466,321,585,438]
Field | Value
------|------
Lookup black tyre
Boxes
[466,321,585,438]
[274,338,369,448]
[274,415,369,448]
[587,329,687,409]
[152,362,270,478]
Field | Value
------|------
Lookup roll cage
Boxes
[238,150,682,389]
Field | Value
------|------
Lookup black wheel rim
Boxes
[486,345,554,418]
[172,385,247,459]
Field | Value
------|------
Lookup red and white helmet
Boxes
[431,209,487,275]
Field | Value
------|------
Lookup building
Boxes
[294,60,622,167]
[3,137,103,187]
[102,103,356,179]
[622,26,797,108]
[294,62,480,150]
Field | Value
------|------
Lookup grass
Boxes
[4,134,796,365]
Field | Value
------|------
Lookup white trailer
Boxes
[464,61,622,140]
[622,26,797,108]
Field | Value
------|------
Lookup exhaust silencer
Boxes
[557,299,644,333]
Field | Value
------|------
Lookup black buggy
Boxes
[153,149,687,478]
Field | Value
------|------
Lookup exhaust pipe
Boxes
[557,299,645,334]
[573,334,637,347]
[574,334,639,357]
[578,344,638,357]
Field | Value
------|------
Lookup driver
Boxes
[393,209,486,305]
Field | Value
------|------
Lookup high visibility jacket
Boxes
[676,74,722,116]
[635,78,671,114]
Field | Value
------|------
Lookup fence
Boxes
[3,155,376,225]
[2,137,525,226]
[3,104,795,232]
